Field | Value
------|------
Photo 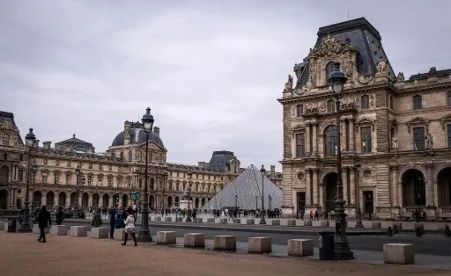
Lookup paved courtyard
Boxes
[0,232,449,276]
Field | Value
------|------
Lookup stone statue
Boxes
[396,72,405,81]
[182,188,191,200]
[425,134,433,149]
[284,75,293,90]
[391,136,398,150]
[293,63,305,80]
[309,67,317,87]
[376,58,388,74]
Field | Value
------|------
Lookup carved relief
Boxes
[376,58,388,75]
[357,75,374,85]
[309,35,356,58]
[284,75,293,91]
[369,94,375,108]
[318,101,326,113]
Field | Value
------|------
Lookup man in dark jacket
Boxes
[35,206,52,243]
[109,208,116,239]
[55,206,65,225]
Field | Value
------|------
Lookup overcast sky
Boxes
[1,0,450,169]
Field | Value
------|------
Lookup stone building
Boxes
[0,110,249,211]
[278,17,451,220]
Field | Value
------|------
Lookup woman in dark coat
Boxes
[55,206,65,225]
[35,206,52,243]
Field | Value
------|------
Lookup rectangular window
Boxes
[327,100,335,113]
[361,95,369,109]
[295,133,305,157]
[88,175,93,186]
[65,174,71,184]
[413,95,422,110]
[413,127,425,150]
[448,124,451,148]
[296,105,303,117]
[18,169,24,182]
[360,126,372,153]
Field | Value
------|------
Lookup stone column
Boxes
[342,168,348,204]
[312,169,319,206]
[109,196,114,208]
[305,169,312,206]
[305,123,311,155]
[340,119,346,152]
[350,168,356,205]
[312,123,318,155]
[349,119,355,152]
[426,164,434,206]
[88,194,93,208]
[55,193,59,207]
[397,181,403,208]
[391,166,398,206]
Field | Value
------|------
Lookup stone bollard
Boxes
[271,220,280,226]
[233,218,241,224]
[155,217,162,222]
[164,217,173,222]
[157,231,176,245]
[248,237,272,253]
[207,218,215,223]
[3,222,8,231]
[246,219,255,225]
[312,221,329,227]
[176,217,183,222]
[184,233,205,248]
[70,226,87,237]
[219,218,228,224]
[371,222,381,229]
[91,227,109,239]
[196,218,203,223]
[50,225,69,236]
[287,220,296,226]
[33,224,49,234]
[0,223,5,231]
[214,235,236,251]
[383,243,415,264]
[288,239,314,257]
[114,228,125,241]
[301,220,312,226]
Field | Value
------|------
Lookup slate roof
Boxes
[200,164,283,210]
[111,128,164,148]
[55,134,93,147]
[296,17,395,88]
[0,111,24,145]
[208,150,235,172]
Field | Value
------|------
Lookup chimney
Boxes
[87,147,94,154]
[153,126,160,136]
[43,141,52,150]
[34,140,40,148]
[270,165,276,178]
[124,121,132,145]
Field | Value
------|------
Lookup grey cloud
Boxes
[1,0,451,170]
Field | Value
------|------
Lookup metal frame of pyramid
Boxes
[200,164,283,210]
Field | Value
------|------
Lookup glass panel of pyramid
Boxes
[200,164,282,210]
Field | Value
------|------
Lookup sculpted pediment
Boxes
[406,117,429,133]
[292,124,305,131]
[356,117,375,131]
[440,114,451,130]
[309,35,356,58]
[0,121,18,132]
[138,140,165,152]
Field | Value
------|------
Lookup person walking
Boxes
[35,206,52,243]
[55,206,65,225]
[91,208,102,228]
[122,207,137,246]
[109,208,116,239]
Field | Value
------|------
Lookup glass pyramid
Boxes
[200,164,283,210]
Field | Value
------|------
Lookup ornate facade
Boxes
[278,18,451,220]
[0,110,248,211]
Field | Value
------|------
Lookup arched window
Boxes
[413,95,422,110]
[2,134,9,146]
[361,95,369,109]
[324,125,338,156]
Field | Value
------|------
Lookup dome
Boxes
[111,128,164,148]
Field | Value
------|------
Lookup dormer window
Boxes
[413,95,422,110]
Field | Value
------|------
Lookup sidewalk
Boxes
[0,232,449,276]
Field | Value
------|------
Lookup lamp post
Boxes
[186,171,192,222]
[163,172,168,215]
[137,107,154,243]
[18,128,37,233]
[235,194,238,209]
[354,157,363,228]
[259,165,267,225]
[328,62,354,260]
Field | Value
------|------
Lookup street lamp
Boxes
[235,194,238,209]
[137,107,154,243]
[18,128,37,233]
[328,62,354,260]
[354,157,363,228]
[186,171,192,222]
[259,165,267,225]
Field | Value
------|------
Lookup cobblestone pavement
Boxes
[0,232,449,276]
